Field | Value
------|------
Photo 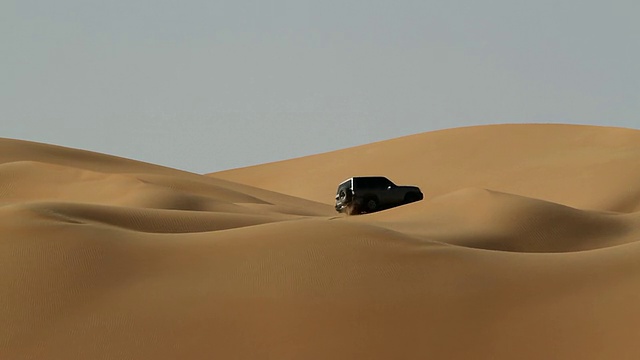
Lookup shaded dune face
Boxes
[2,124,640,359]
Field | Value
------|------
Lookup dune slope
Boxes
[212,124,640,212]
[3,124,640,359]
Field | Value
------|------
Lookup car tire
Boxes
[364,197,379,213]
[340,189,353,202]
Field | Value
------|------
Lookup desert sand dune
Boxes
[355,187,640,252]
[212,124,640,212]
[2,124,640,359]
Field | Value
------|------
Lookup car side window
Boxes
[375,178,392,189]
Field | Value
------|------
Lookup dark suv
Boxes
[335,176,423,214]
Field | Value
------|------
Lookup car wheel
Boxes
[364,198,379,212]
[339,189,353,202]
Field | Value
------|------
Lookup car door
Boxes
[376,178,400,205]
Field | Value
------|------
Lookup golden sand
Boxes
[2,124,640,359]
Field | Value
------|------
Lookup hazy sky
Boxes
[3,0,639,173]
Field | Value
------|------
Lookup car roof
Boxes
[353,176,391,182]
[339,175,395,183]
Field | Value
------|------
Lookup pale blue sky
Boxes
[2,0,639,173]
